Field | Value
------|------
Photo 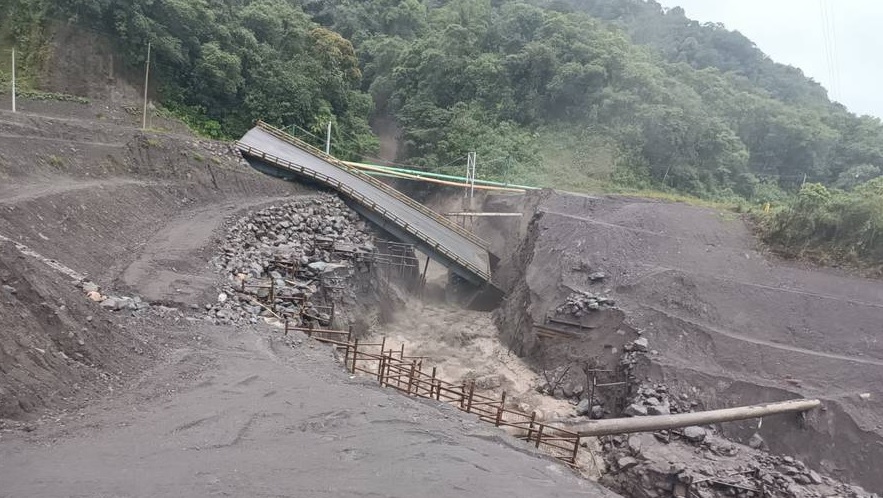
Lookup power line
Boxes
[818,0,840,101]
[826,1,842,100]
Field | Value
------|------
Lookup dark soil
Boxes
[0,241,155,419]
[0,103,612,496]
[484,190,883,492]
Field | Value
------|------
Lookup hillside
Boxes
[1,0,880,194]
[1,0,881,264]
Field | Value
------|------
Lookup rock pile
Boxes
[601,431,877,498]
[555,290,616,316]
[80,280,150,312]
[209,195,375,325]
[621,382,698,418]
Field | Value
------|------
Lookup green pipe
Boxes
[348,161,539,190]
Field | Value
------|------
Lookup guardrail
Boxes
[235,142,492,283]
[285,321,582,466]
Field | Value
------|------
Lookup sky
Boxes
[656,0,883,119]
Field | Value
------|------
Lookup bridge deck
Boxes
[237,122,492,285]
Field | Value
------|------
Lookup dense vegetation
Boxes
[760,180,883,271]
[1,0,881,265]
[0,0,379,155]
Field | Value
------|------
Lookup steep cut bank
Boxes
[0,102,304,418]
[0,241,155,419]
[487,190,883,492]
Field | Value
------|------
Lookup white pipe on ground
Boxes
[569,398,821,437]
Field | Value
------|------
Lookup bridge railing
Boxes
[253,121,491,251]
[236,142,492,283]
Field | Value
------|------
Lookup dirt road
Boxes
[118,195,294,306]
[0,321,606,497]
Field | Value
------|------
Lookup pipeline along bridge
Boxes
[236,122,501,303]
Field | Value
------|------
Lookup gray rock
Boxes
[793,474,812,485]
[633,337,649,352]
[807,470,823,485]
[748,433,766,449]
[588,272,607,281]
[617,456,639,471]
[119,298,138,310]
[307,261,328,272]
[591,405,605,419]
[647,403,671,416]
[780,465,800,476]
[82,281,100,293]
[575,399,591,416]
[99,297,120,310]
[1,284,16,294]
[627,435,650,456]
[682,426,706,443]
[623,403,648,417]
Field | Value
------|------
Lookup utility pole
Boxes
[11,47,16,113]
[325,121,332,155]
[142,42,151,130]
[465,152,477,199]
[471,153,476,198]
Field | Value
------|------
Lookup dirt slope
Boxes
[0,241,155,419]
[486,191,883,491]
[0,103,614,496]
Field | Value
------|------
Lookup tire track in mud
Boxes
[0,132,124,148]
[643,304,883,367]
[0,178,160,205]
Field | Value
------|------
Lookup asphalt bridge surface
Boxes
[237,125,493,285]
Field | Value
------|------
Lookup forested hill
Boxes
[303,0,883,201]
[546,0,833,109]
[3,0,883,204]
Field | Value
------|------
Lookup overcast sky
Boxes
[656,0,883,119]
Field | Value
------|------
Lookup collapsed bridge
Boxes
[236,121,502,306]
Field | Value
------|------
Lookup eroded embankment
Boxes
[0,110,300,294]
[483,190,883,492]
[0,241,155,419]
[0,109,301,418]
